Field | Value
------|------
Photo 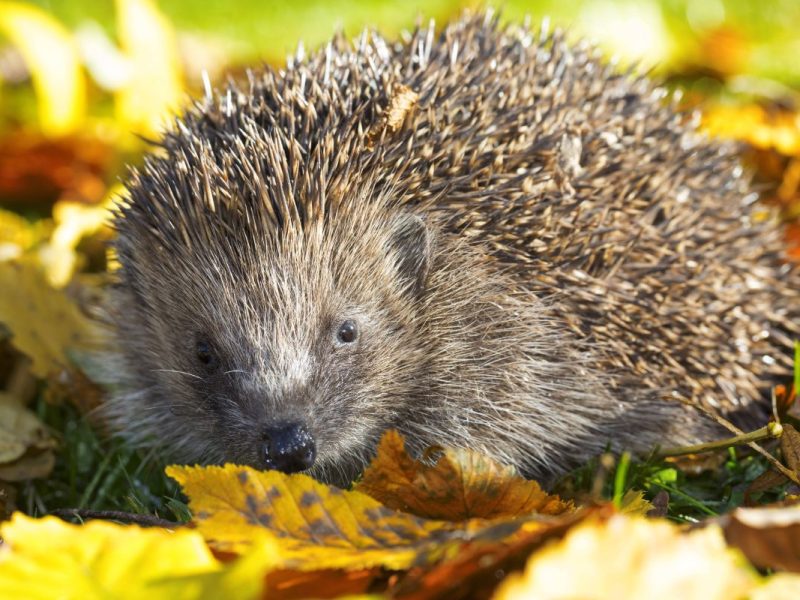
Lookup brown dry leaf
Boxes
[390,507,596,600]
[722,506,800,572]
[781,423,800,475]
[746,423,800,504]
[167,464,553,572]
[355,431,572,521]
[265,567,381,599]
[0,260,103,379]
[0,132,110,207]
[493,515,756,600]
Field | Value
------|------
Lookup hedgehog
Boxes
[105,12,800,486]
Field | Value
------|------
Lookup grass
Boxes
[20,394,190,523]
[556,443,792,523]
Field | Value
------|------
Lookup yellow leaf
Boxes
[0,392,55,480]
[703,103,800,156]
[0,260,104,378]
[493,515,756,600]
[168,464,543,572]
[39,192,118,287]
[0,2,85,136]
[0,208,44,262]
[0,513,275,600]
[751,574,800,599]
[617,489,654,517]
[356,430,572,521]
[114,0,183,136]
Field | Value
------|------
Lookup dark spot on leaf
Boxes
[307,519,339,540]
[299,491,318,508]
[245,493,261,524]
[363,507,394,523]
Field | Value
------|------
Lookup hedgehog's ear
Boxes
[387,213,432,296]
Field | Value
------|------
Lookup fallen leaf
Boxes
[0,392,53,464]
[168,464,550,572]
[0,132,111,206]
[390,507,595,600]
[0,260,104,379]
[265,567,382,599]
[38,195,117,287]
[0,392,55,481]
[492,515,756,600]
[722,506,800,572]
[781,423,800,475]
[356,430,571,521]
[750,573,800,599]
[703,103,800,156]
[617,489,654,517]
[0,2,85,136]
[0,209,45,262]
[0,513,276,600]
[115,0,183,136]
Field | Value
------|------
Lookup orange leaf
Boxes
[355,431,572,521]
[167,464,553,572]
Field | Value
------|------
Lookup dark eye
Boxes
[336,320,358,344]
[195,339,219,370]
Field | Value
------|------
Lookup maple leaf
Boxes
[0,513,276,600]
[493,514,756,600]
[356,431,572,521]
[167,464,555,572]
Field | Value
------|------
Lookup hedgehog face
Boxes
[112,206,434,484]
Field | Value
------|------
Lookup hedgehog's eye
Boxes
[336,320,358,345]
[195,338,219,370]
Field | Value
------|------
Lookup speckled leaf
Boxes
[0,513,277,600]
[355,431,572,521]
[167,464,544,572]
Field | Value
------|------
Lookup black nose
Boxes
[262,422,316,473]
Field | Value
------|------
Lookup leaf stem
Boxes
[656,424,783,459]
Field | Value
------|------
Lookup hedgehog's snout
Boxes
[261,422,316,473]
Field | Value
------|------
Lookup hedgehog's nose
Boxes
[262,422,316,473]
